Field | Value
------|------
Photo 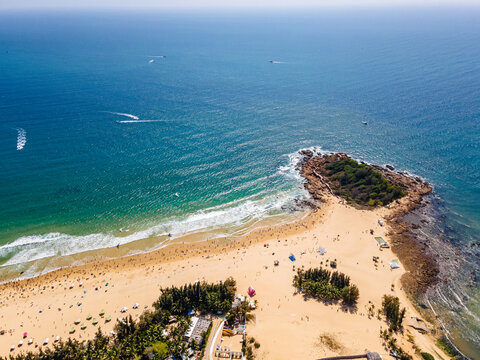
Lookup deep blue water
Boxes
[0,9,479,357]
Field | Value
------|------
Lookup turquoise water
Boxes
[0,9,479,357]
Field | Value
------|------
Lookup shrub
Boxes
[420,352,434,360]
[321,157,405,206]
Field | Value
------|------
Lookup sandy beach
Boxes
[0,196,444,359]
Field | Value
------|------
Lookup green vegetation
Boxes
[154,278,236,315]
[293,267,359,306]
[382,295,406,331]
[2,279,244,360]
[242,337,260,360]
[420,352,435,360]
[380,329,412,360]
[436,335,459,357]
[323,157,405,206]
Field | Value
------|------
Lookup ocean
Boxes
[0,8,478,358]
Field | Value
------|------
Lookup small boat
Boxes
[362,121,368,125]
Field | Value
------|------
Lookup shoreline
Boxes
[0,192,446,359]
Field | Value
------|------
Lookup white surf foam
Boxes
[148,55,166,58]
[0,188,304,269]
[149,59,155,63]
[16,128,26,150]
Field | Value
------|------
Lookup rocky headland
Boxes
[298,151,439,295]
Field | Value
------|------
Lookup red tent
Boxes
[248,286,256,297]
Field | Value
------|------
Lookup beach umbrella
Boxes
[86,314,92,320]
[10,345,14,351]
[23,332,27,338]
[81,323,87,330]
[18,340,23,347]
[99,309,105,316]
[92,318,98,325]
[69,328,75,334]
[43,338,49,345]
[0,330,5,335]
[133,303,139,309]
[121,306,127,313]
[54,336,60,342]
[74,318,81,325]
[28,338,33,345]
[105,316,111,322]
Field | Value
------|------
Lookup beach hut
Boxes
[92,318,99,325]
[43,338,49,345]
[317,246,327,255]
[28,338,33,345]
[389,259,400,269]
[86,314,92,320]
[81,323,87,330]
[248,286,256,297]
[375,237,389,248]
[69,328,75,334]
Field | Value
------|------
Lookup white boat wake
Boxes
[16,128,26,150]
[105,112,139,120]
[116,120,168,124]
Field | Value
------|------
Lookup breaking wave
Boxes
[0,186,308,273]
